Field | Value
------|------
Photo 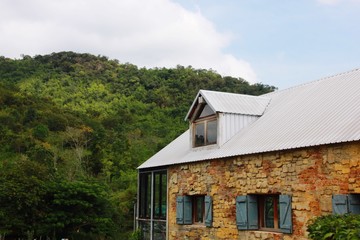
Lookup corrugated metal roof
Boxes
[138,68,360,169]
[185,90,271,120]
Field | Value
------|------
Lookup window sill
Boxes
[180,223,206,228]
[251,229,284,234]
[137,218,166,222]
[192,144,218,151]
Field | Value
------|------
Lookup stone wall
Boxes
[167,141,360,240]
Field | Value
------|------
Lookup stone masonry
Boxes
[167,141,360,240]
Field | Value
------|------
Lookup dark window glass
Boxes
[139,173,151,218]
[193,196,205,223]
[138,220,151,240]
[264,196,274,228]
[195,123,205,147]
[153,221,166,240]
[161,173,167,217]
[153,172,167,219]
[260,195,279,230]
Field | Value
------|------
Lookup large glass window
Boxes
[138,170,167,240]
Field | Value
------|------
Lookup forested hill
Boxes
[0,51,275,239]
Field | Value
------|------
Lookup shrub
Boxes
[32,124,49,141]
[307,214,360,240]
[129,229,141,240]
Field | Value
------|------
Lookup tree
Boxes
[0,159,48,239]
[41,180,116,239]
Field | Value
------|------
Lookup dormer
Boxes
[185,90,271,148]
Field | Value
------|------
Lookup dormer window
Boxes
[193,104,217,147]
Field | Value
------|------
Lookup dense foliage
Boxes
[0,51,275,239]
[307,214,360,240]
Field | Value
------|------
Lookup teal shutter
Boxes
[176,196,184,224]
[236,196,248,230]
[279,195,292,234]
[348,194,360,214]
[183,195,193,224]
[332,195,349,214]
[247,195,258,230]
[204,196,213,227]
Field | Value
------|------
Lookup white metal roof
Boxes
[185,90,271,120]
[138,68,360,169]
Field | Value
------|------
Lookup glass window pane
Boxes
[199,104,215,118]
[154,173,160,218]
[139,173,151,218]
[194,196,204,223]
[153,221,166,240]
[207,120,217,144]
[264,197,274,228]
[139,221,151,240]
[195,123,205,147]
[146,174,151,218]
[153,172,167,219]
[161,173,167,219]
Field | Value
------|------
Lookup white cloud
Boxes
[0,0,257,82]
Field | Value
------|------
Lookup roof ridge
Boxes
[200,89,270,100]
[262,68,360,97]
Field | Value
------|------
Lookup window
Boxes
[194,118,217,147]
[236,194,292,234]
[139,171,167,219]
[332,194,360,214]
[153,172,167,219]
[192,103,217,148]
[138,170,167,240]
[193,196,205,223]
[139,172,152,218]
[259,195,279,230]
[176,195,212,227]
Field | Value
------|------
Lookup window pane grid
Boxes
[138,170,167,240]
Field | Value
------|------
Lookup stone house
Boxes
[136,68,360,240]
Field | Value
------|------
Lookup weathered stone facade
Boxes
[167,141,360,240]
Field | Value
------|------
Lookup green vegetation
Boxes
[0,51,275,239]
[307,214,360,240]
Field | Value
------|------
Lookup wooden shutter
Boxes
[348,194,360,214]
[279,195,292,234]
[332,194,349,215]
[204,195,213,227]
[176,196,184,224]
[183,195,193,224]
[247,195,258,230]
[236,196,248,230]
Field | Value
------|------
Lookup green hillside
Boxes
[0,51,275,239]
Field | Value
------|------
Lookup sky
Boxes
[0,0,359,89]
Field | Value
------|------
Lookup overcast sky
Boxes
[1,0,359,89]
